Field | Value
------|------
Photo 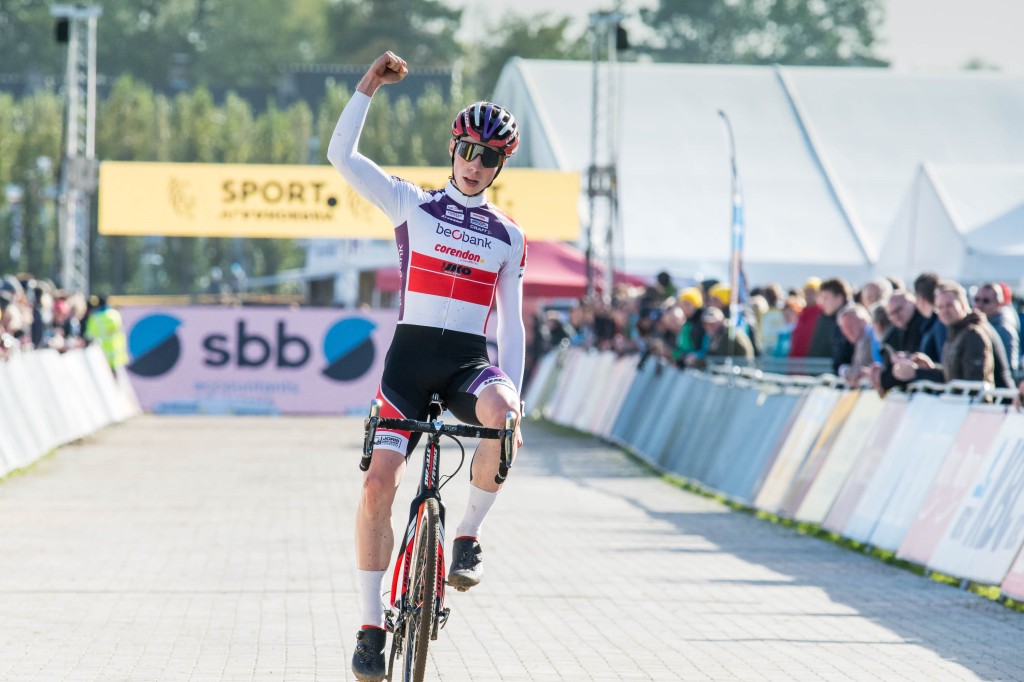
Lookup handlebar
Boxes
[360,400,517,484]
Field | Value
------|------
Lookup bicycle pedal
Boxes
[384,609,396,632]
[431,607,450,640]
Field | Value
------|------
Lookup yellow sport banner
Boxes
[98,161,580,240]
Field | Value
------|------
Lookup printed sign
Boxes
[898,408,1005,566]
[865,395,970,551]
[927,412,1024,584]
[754,386,841,514]
[795,390,885,524]
[1001,546,1024,601]
[98,162,580,240]
[120,306,399,415]
[779,390,859,517]
[822,396,909,536]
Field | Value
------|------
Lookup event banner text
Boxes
[98,162,580,240]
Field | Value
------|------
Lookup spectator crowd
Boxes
[0,272,127,372]
[528,270,1024,398]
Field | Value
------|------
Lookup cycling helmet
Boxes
[451,102,520,158]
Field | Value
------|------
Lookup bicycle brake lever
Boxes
[495,410,516,484]
[361,399,382,471]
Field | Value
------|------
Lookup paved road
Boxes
[0,415,1020,681]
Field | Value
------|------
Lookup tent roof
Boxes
[878,163,1024,285]
[494,59,1024,286]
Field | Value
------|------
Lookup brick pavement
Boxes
[0,415,1019,681]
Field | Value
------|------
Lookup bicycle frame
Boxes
[360,395,515,679]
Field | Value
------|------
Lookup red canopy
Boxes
[373,241,646,298]
[523,240,646,298]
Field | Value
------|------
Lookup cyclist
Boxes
[327,51,526,682]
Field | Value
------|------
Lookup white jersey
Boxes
[327,92,527,391]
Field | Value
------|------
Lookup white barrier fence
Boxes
[0,346,140,477]
[526,346,1024,602]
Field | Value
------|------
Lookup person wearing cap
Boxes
[788,277,821,358]
[706,282,762,355]
[689,306,754,369]
[674,287,707,367]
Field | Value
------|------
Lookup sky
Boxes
[455,0,1024,74]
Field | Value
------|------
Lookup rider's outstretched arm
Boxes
[326,51,411,222]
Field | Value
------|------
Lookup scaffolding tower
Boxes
[52,4,101,295]
[585,11,627,300]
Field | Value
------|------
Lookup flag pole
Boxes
[718,110,744,366]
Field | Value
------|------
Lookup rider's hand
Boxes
[357,51,408,95]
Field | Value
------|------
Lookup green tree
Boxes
[639,0,886,66]
[218,93,256,163]
[0,1,64,78]
[9,92,63,279]
[468,13,590,96]
[323,0,463,66]
[188,0,327,88]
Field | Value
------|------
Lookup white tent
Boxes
[878,164,1024,287]
[493,59,1024,288]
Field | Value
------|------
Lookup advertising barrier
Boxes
[927,412,1024,585]
[897,406,1005,565]
[120,306,398,415]
[1001,548,1024,601]
[779,388,860,518]
[794,390,885,524]
[755,386,841,514]
[0,346,137,478]
[866,395,971,551]
[533,347,1024,590]
[843,393,962,540]
[821,396,909,536]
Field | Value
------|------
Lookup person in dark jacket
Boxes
[807,277,854,374]
[914,272,947,363]
[871,290,935,396]
[894,281,1013,388]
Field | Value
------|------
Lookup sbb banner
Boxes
[120,306,398,415]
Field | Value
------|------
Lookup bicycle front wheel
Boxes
[403,497,439,682]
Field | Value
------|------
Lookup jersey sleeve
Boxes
[326,91,416,225]
[495,230,527,394]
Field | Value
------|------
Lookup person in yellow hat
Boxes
[707,283,731,311]
[673,287,706,366]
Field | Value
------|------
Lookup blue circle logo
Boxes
[127,314,182,377]
[322,318,376,381]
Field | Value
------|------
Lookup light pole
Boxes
[585,11,627,301]
[52,3,102,295]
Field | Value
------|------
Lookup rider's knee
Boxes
[477,393,519,429]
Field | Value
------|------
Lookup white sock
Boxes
[456,484,499,539]
[357,569,386,629]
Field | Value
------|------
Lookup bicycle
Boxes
[361,393,516,682]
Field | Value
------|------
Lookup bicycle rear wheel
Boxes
[403,497,439,682]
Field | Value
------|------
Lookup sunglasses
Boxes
[975,297,994,304]
[454,140,504,169]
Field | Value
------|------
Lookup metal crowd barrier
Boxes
[527,345,1024,602]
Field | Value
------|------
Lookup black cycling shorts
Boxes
[372,324,516,457]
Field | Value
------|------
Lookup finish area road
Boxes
[0,416,1019,681]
